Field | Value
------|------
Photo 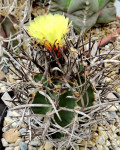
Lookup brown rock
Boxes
[3,129,21,143]
[117,128,120,136]
[44,141,53,150]
[0,71,5,81]
[98,126,108,140]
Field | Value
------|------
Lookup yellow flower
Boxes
[28,13,70,50]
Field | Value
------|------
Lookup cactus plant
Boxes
[49,0,116,33]
[1,1,120,149]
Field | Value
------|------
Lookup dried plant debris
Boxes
[0,0,120,149]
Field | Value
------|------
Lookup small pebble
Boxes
[116,88,120,94]
[108,112,117,120]
[2,125,9,132]
[5,117,14,125]
[2,66,9,74]
[97,144,103,150]
[91,147,97,150]
[44,141,53,150]
[0,83,7,92]
[106,140,111,146]
[30,138,41,146]
[19,128,27,135]
[112,146,118,150]
[108,133,117,140]
[19,142,27,150]
[97,135,105,145]
[105,45,110,50]
[91,124,97,131]
[3,129,21,143]
[12,122,18,128]
[98,126,108,140]
[0,70,5,80]
[107,93,117,99]
[14,146,20,150]
[111,139,117,146]
[87,140,95,147]
[7,111,20,117]
[9,74,15,83]
[117,37,120,42]
[117,140,120,146]
[1,138,8,147]
[110,125,116,132]
[108,106,118,112]
[1,92,13,107]
[5,147,14,150]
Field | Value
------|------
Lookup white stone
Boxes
[5,117,14,125]
[108,106,118,112]
[98,127,108,140]
[7,110,20,117]
[111,139,117,146]
[117,140,120,146]
[106,77,112,83]
[14,146,20,150]
[30,138,41,146]
[1,138,8,147]
[87,140,96,148]
[106,140,111,146]
[19,128,26,135]
[116,88,120,94]
[92,124,97,130]
[2,126,9,132]
[12,122,18,128]
[97,135,105,145]
[105,45,110,50]
[111,125,116,132]
[0,83,7,92]
[5,147,14,150]
[1,92,13,107]
[97,144,103,150]
[108,133,117,140]
[107,93,117,99]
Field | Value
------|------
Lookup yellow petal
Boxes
[28,13,70,48]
